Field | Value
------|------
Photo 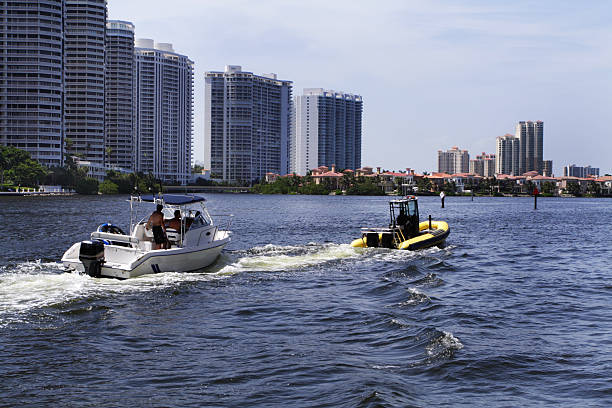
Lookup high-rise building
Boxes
[105,20,135,172]
[438,146,469,174]
[495,134,520,175]
[542,160,553,177]
[516,120,543,175]
[0,0,65,167]
[64,0,107,176]
[204,65,293,183]
[291,88,362,176]
[564,164,599,178]
[469,153,496,177]
[135,39,193,185]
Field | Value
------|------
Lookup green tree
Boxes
[416,177,432,193]
[565,182,581,197]
[346,180,384,195]
[75,177,99,195]
[541,181,556,196]
[586,182,601,197]
[99,180,119,194]
[0,146,47,188]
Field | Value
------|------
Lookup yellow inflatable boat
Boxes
[350,197,450,250]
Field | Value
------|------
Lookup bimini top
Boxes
[139,194,206,205]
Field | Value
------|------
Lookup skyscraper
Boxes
[105,20,135,172]
[495,134,520,175]
[516,120,543,175]
[0,0,65,166]
[135,39,194,185]
[292,88,363,176]
[64,0,107,176]
[204,65,293,183]
[438,147,469,174]
[564,164,599,178]
[469,153,496,177]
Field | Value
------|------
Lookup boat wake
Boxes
[214,243,359,274]
[0,243,452,326]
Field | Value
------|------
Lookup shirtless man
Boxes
[166,210,182,231]
[146,204,167,249]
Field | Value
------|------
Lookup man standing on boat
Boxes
[146,204,168,250]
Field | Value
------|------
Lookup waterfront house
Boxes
[595,176,612,195]
[424,172,453,191]
[450,173,482,193]
[311,165,344,189]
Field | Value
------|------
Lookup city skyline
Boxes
[108,0,612,176]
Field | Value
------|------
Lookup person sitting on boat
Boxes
[167,210,182,231]
[145,204,168,250]
[395,209,411,239]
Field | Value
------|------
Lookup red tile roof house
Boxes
[378,169,416,194]
[450,173,483,193]
[527,175,559,194]
[265,172,280,183]
[310,165,345,190]
[595,176,612,195]
[424,172,453,191]
[558,176,593,195]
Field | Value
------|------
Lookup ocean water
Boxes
[0,194,610,407]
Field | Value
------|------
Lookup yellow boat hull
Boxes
[351,221,450,250]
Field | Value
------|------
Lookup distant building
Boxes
[205,65,293,183]
[105,21,136,172]
[469,153,496,177]
[438,147,469,174]
[564,164,599,178]
[0,0,65,167]
[495,134,520,175]
[135,39,194,185]
[65,0,108,177]
[292,88,363,176]
[542,160,553,177]
[516,120,544,174]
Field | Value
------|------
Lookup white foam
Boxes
[426,331,464,356]
[397,287,431,306]
[372,365,400,370]
[0,261,231,324]
[217,243,360,274]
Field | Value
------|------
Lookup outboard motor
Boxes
[365,232,380,248]
[79,240,105,278]
[380,233,394,249]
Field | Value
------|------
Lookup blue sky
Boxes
[109,0,612,175]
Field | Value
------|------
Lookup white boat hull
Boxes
[62,236,229,279]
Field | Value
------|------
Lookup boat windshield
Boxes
[130,197,213,234]
[406,200,417,216]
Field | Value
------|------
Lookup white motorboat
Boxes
[62,194,232,279]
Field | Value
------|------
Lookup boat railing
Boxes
[359,227,400,234]
[210,213,234,233]
[91,232,141,245]
[359,227,406,247]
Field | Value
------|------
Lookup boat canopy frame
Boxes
[128,194,233,247]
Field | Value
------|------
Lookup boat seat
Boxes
[166,228,181,246]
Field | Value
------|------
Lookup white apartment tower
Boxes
[64,0,107,175]
[495,134,520,175]
[105,21,135,172]
[469,153,496,177]
[516,120,544,175]
[0,0,65,166]
[438,147,469,174]
[204,65,293,183]
[135,39,193,184]
[292,88,363,176]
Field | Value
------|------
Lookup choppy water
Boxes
[0,194,610,407]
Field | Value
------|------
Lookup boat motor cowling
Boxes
[79,240,105,278]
